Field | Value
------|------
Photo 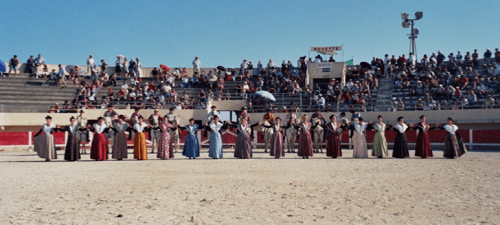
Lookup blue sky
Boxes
[1,0,498,68]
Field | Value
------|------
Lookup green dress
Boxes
[370,123,391,157]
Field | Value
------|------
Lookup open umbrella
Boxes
[65,65,87,75]
[255,91,276,101]
[159,64,169,72]
[359,62,371,69]
[217,66,226,71]
[0,60,6,72]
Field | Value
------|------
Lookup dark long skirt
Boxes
[270,132,285,158]
[235,132,252,159]
[64,134,81,161]
[326,131,342,158]
[443,133,467,159]
[392,132,409,158]
[415,132,433,158]
[298,130,313,157]
[112,131,128,160]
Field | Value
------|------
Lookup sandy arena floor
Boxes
[0,148,499,225]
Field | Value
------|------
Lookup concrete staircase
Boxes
[374,77,394,112]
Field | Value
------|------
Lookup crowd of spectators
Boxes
[387,48,500,111]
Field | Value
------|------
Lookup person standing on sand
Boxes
[229,117,261,159]
[367,115,392,158]
[391,117,413,159]
[58,116,81,161]
[350,118,371,159]
[131,116,150,160]
[109,115,129,160]
[33,115,58,161]
[156,117,172,160]
[412,115,433,158]
[325,115,343,158]
[434,117,467,159]
[88,117,110,161]
[76,110,89,154]
[180,118,205,159]
[208,115,230,159]
[293,115,314,159]
[262,117,289,158]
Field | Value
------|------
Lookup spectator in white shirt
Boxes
[87,55,95,75]
[193,56,201,74]
[316,94,325,109]
[408,53,416,66]
[456,51,463,62]
[240,59,248,75]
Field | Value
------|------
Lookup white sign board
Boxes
[317,62,333,68]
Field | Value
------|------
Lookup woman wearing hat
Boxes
[207,115,230,159]
[325,115,344,158]
[293,115,314,159]
[180,118,206,159]
[412,115,433,158]
[130,115,150,160]
[367,115,392,158]
[229,117,261,159]
[88,117,111,161]
[391,117,413,158]
[434,118,467,159]
[349,117,371,159]
[262,117,290,158]
[109,115,129,160]
[58,116,81,161]
[33,115,59,161]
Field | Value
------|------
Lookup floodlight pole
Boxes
[409,19,416,59]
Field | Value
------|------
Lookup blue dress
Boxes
[182,124,201,158]
[208,122,225,159]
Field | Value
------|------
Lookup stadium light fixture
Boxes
[401,11,423,59]
[401,13,409,20]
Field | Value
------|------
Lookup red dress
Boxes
[91,133,108,160]
[326,122,342,158]
[297,122,313,157]
[414,122,433,158]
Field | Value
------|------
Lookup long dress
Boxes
[181,124,204,158]
[157,123,172,159]
[208,122,228,159]
[414,122,433,158]
[112,122,129,160]
[296,122,313,157]
[352,122,368,158]
[369,123,392,157]
[326,122,342,158]
[263,123,288,158]
[34,123,58,160]
[60,125,81,161]
[440,124,467,158]
[132,122,149,160]
[90,123,109,161]
[233,123,259,159]
[392,123,410,158]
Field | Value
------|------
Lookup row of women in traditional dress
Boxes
[348,115,467,159]
[33,113,467,161]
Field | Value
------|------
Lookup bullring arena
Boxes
[1,61,499,224]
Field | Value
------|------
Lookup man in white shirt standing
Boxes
[383,54,390,76]
[87,55,95,75]
[408,53,416,67]
[241,59,248,75]
[193,56,201,75]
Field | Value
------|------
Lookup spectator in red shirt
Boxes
[457,75,469,90]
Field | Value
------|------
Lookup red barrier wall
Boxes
[0,129,497,146]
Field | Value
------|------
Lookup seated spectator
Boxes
[181,75,191,88]
[397,98,405,111]
[484,95,495,109]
